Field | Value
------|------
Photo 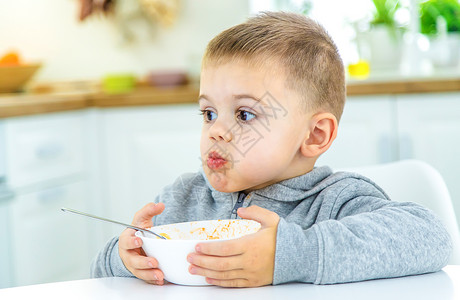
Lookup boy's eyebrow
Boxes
[198,94,261,103]
[197,94,209,102]
[234,94,261,102]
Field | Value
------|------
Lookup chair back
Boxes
[340,159,460,264]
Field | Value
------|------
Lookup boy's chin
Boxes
[204,168,258,193]
[208,178,233,193]
[206,172,238,193]
[209,178,256,194]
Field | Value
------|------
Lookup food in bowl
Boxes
[135,219,261,285]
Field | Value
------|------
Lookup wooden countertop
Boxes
[0,85,200,118]
[346,77,460,96]
[90,85,199,108]
[1,77,460,118]
[0,93,90,118]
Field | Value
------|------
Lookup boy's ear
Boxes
[300,112,338,158]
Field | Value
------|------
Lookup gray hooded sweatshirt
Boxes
[91,166,452,284]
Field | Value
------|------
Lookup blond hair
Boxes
[202,11,346,121]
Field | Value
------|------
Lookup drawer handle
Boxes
[35,144,64,160]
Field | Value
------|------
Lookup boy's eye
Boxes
[201,110,217,122]
[237,110,256,122]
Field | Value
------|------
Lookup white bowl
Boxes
[135,219,261,285]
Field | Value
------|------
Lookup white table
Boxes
[1,265,459,300]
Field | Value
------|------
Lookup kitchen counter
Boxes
[0,85,199,118]
[347,77,460,96]
[1,76,460,118]
[0,92,90,118]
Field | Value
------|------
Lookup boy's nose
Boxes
[208,119,233,142]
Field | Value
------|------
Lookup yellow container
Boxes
[348,60,370,79]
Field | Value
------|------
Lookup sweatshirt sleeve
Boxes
[273,183,452,285]
[273,218,319,284]
[90,236,134,278]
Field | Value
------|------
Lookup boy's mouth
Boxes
[207,151,227,170]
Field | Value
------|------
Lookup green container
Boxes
[102,74,136,94]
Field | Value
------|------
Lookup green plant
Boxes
[420,0,460,34]
[300,0,313,15]
[371,0,401,28]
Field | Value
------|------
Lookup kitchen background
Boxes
[1,0,460,289]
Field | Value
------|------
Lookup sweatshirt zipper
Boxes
[231,192,246,219]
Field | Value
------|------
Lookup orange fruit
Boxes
[0,51,21,66]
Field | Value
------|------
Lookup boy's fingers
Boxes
[132,202,165,227]
[189,264,243,279]
[188,252,242,271]
[195,238,245,256]
[145,279,165,286]
[119,229,142,250]
[134,268,164,283]
[126,251,159,270]
[206,278,249,288]
[237,205,279,228]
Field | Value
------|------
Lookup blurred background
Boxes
[0,0,459,289]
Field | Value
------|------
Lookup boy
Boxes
[91,12,452,287]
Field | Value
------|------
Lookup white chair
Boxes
[339,159,460,265]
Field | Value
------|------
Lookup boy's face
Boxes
[199,61,313,193]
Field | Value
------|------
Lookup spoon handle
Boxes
[61,207,166,239]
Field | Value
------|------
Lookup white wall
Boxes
[0,0,249,81]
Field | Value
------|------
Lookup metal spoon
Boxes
[61,207,166,239]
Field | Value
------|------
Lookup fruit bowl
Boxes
[0,64,42,93]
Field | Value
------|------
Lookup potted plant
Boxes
[420,0,460,67]
[371,0,401,31]
[358,0,405,71]
[420,0,460,34]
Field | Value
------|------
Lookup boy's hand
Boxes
[118,202,165,285]
[187,205,280,287]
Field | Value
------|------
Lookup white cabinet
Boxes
[5,113,85,189]
[9,181,90,286]
[3,111,95,287]
[99,105,202,236]
[397,93,460,224]
[317,95,397,168]
[0,185,14,289]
